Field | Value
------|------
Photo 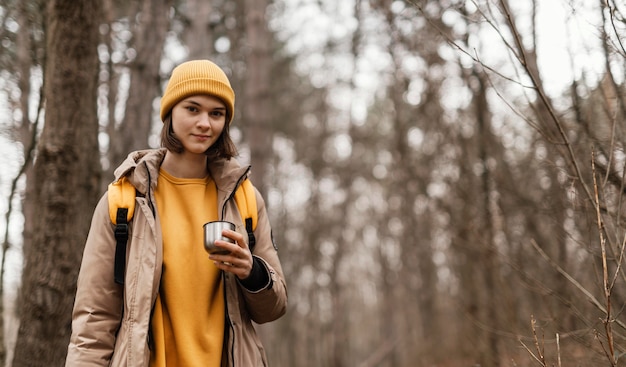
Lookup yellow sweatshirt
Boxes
[150,169,225,367]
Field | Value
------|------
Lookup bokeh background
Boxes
[1,0,626,366]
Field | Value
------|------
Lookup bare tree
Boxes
[411,0,626,364]
[3,0,623,365]
[0,1,39,364]
[12,0,102,365]
[242,0,273,194]
[181,0,216,59]
[105,0,172,179]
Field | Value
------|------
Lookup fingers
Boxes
[211,254,252,279]
[216,229,251,260]
[221,229,246,249]
[208,230,252,279]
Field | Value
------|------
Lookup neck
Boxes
[161,151,208,178]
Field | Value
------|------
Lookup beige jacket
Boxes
[65,149,287,367]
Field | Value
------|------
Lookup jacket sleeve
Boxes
[65,193,123,366]
[239,189,288,324]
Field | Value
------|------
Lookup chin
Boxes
[183,143,209,152]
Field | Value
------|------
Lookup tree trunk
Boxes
[183,0,215,59]
[108,0,172,174]
[12,0,102,365]
[243,0,272,195]
[0,3,32,365]
[473,68,500,367]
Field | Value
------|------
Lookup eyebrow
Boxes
[183,99,226,110]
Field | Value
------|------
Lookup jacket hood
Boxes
[113,148,250,196]
[113,149,165,196]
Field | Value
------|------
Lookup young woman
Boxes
[65,60,288,366]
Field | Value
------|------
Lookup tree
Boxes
[243,0,273,194]
[0,0,45,364]
[106,0,173,178]
[12,0,102,365]
[411,0,626,364]
[3,0,624,365]
[181,0,216,59]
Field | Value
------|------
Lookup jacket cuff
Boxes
[238,256,270,292]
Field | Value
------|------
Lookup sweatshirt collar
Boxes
[114,148,250,196]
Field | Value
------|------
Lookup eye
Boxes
[186,106,199,113]
[210,110,225,117]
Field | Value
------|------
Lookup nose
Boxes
[197,113,211,128]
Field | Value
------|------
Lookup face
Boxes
[170,95,227,155]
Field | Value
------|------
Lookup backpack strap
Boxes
[234,179,258,252]
[108,177,136,285]
[108,177,256,285]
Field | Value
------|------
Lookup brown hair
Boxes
[160,113,238,160]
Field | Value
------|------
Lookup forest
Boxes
[0,0,625,366]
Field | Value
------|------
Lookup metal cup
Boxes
[203,221,235,254]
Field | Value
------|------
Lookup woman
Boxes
[65,60,288,366]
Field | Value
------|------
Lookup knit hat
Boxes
[160,60,235,124]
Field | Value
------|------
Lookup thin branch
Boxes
[595,329,618,366]
[592,149,618,365]
[519,316,548,367]
[556,333,562,367]
[607,0,626,57]
[0,76,45,297]
[475,53,565,146]
[408,0,535,88]
[519,339,545,366]
[531,316,546,365]
[499,0,596,208]
[530,239,626,330]
[609,214,626,291]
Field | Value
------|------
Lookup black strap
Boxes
[245,217,256,253]
[114,208,129,285]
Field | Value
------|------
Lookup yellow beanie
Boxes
[160,60,235,124]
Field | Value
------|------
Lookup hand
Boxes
[208,229,253,279]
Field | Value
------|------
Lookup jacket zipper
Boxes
[224,271,236,366]
[220,166,251,220]
[222,166,251,366]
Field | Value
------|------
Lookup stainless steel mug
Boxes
[203,221,236,254]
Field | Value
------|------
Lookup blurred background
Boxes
[1,0,625,366]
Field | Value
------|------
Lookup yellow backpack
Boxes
[108,176,258,285]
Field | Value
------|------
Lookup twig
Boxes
[407,0,535,88]
[519,316,547,366]
[519,339,544,366]
[595,329,616,365]
[607,0,626,57]
[591,149,617,366]
[1,78,45,295]
[530,239,626,330]
[531,316,546,365]
[498,0,596,207]
[556,333,562,367]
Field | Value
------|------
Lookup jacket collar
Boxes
[113,148,250,196]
